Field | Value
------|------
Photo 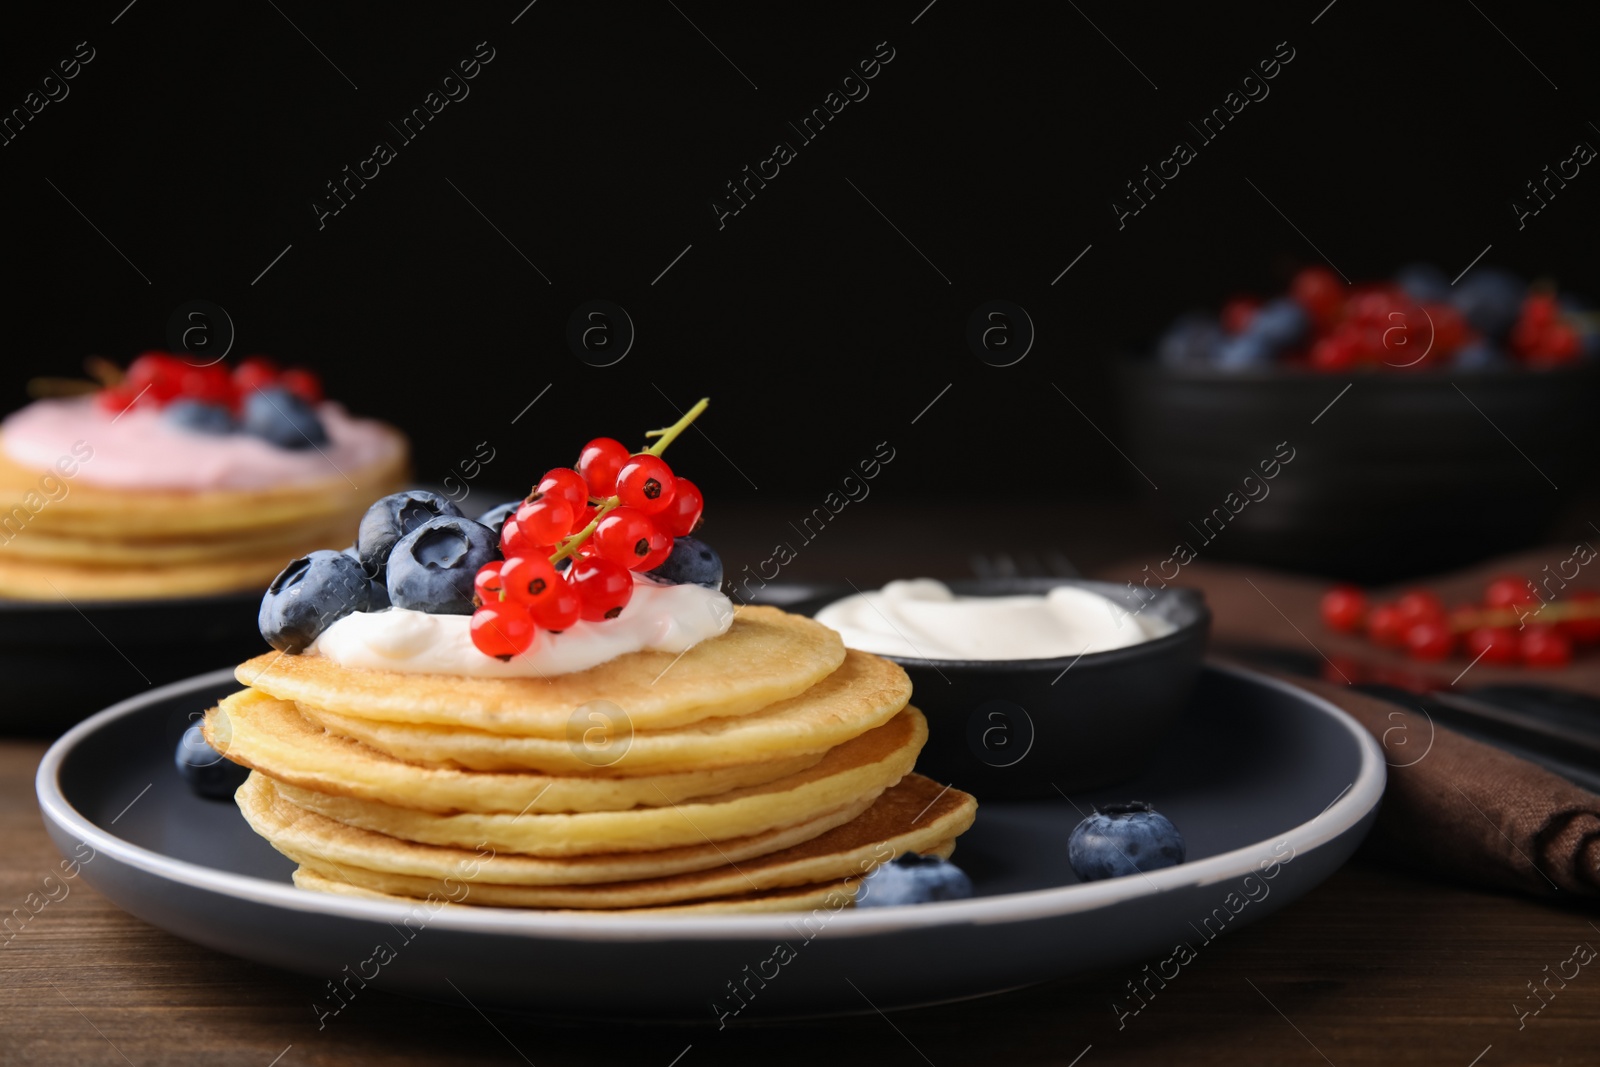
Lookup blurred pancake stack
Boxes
[0,354,408,600]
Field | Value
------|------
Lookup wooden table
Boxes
[4,504,1598,1064]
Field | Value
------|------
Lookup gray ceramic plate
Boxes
[36,663,1384,1022]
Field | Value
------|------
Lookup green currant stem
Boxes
[547,398,709,565]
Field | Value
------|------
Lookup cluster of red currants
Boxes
[468,423,706,660]
[96,353,322,414]
[1320,577,1600,667]
[1220,267,1584,371]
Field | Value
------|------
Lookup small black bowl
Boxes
[1115,360,1600,583]
[772,578,1210,800]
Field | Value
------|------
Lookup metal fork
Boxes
[969,551,1079,580]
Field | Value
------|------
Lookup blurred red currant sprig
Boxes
[81,352,323,415]
[1320,577,1600,668]
[469,398,709,660]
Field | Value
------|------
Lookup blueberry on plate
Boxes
[259,549,373,653]
[164,400,236,435]
[1068,801,1186,882]
[857,853,974,907]
[355,491,463,578]
[1452,267,1525,339]
[242,385,328,448]
[386,516,501,614]
[1244,297,1309,349]
[1215,333,1275,369]
[647,536,723,589]
[174,720,250,800]
[475,500,522,538]
[1395,262,1451,304]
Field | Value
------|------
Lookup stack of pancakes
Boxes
[0,438,408,600]
[207,606,976,913]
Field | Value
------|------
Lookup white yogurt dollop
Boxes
[814,578,1173,661]
[309,577,734,677]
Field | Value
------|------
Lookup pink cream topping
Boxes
[1,397,401,491]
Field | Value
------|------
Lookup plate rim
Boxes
[36,662,1385,943]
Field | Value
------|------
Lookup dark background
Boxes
[4,0,1598,534]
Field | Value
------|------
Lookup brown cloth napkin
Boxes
[1095,548,1600,901]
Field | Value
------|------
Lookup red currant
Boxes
[1394,589,1445,625]
[473,561,505,607]
[1519,625,1572,668]
[513,497,576,546]
[1528,323,1581,366]
[1559,590,1600,644]
[470,602,537,660]
[1290,266,1345,329]
[125,352,186,403]
[232,356,279,394]
[569,557,633,620]
[1220,296,1261,335]
[499,517,551,559]
[536,467,590,511]
[1368,604,1405,646]
[1310,332,1361,372]
[501,555,561,607]
[615,454,677,515]
[594,507,659,569]
[1464,625,1518,664]
[1484,577,1536,611]
[1320,586,1367,632]
[180,364,237,407]
[531,575,582,631]
[637,525,674,571]
[96,386,137,414]
[660,477,703,537]
[279,367,324,404]
[1423,303,1470,357]
[1403,620,1454,661]
[577,437,630,497]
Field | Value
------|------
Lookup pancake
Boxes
[280,775,973,908]
[0,550,320,600]
[239,772,881,885]
[290,868,868,915]
[299,647,911,775]
[0,511,357,565]
[207,689,826,814]
[239,606,847,736]
[268,707,926,855]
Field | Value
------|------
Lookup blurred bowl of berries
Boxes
[1117,264,1600,583]
[1321,575,1600,670]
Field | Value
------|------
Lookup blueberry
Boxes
[475,500,522,538]
[1215,334,1275,369]
[1454,339,1510,369]
[259,549,373,653]
[1157,313,1223,367]
[367,577,391,610]
[1068,801,1186,882]
[175,720,250,800]
[164,400,236,435]
[242,385,328,449]
[647,536,723,589]
[1452,267,1525,339]
[1244,298,1309,349]
[386,516,500,614]
[1395,262,1451,304]
[857,853,974,907]
[355,491,463,579]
